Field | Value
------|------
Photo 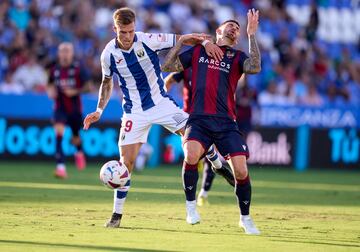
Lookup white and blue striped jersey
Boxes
[101,32,176,114]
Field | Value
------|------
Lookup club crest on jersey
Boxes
[136,49,145,58]
[226,50,235,58]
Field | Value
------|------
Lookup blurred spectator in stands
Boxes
[0,0,357,108]
[323,84,347,106]
[301,83,323,106]
[305,2,319,42]
[259,80,288,105]
[12,53,47,92]
[0,71,24,95]
[8,0,31,31]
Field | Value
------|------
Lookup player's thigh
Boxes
[183,122,212,164]
[119,113,151,147]
[150,98,188,134]
[214,130,249,160]
[227,155,248,180]
[120,143,143,173]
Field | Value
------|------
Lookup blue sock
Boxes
[55,134,64,164]
[182,162,199,201]
[235,175,251,215]
[202,159,216,191]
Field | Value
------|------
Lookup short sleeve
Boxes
[100,49,112,78]
[138,32,176,52]
[172,71,184,82]
[238,51,249,73]
[179,47,195,69]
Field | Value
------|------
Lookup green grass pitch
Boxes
[0,162,359,252]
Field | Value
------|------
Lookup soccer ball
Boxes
[99,160,130,189]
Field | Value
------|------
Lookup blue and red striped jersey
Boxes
[179,45,248,120]
[172,68,192,113]
[49,62,89,114]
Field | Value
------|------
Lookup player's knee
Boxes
[233,164,248,180]
[185,151,200,164]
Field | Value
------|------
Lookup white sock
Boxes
[206,146,222,169]
[198,188,208,198]
[186,200,197,209]
[113,182,130,214]
[56,163,66,171]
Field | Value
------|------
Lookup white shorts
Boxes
[118,97,188,147]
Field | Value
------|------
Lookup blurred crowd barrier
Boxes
[1,94,359,170]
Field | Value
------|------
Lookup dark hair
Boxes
[219,19,240,28]
[113,7,136,25]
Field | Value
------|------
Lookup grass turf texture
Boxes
[0,162,359,252]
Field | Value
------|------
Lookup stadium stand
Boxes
[0,0,359,107]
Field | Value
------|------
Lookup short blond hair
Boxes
[113,7,136,25]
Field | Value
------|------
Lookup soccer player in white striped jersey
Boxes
[83,7,225,228]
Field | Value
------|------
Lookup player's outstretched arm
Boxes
[83,76,113,130]
[243,9,261,74]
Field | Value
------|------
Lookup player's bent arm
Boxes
[164,73,177,91]
[46,82,57,99]
[243,35,261,74]
[161,42,184,72]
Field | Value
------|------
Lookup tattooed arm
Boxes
[161,40,184,72]
[161,33,208,72]
[243,8,261,74]
[243,34,261,74]
[83,76,113,130]
[97,76,113,110]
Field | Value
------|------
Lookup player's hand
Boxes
[204,42,224,62]
[63,88,79,97]
[83,111,101,130]
[47,87,57,99]
[179,33,210,46]
[247,8,259,36]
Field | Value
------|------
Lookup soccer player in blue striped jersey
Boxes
[83,7,224,228]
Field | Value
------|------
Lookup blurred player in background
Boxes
[235,75,258,137]
[83,7,224,228]
[165,71,235,207]
[161,9,261,234]
[47,42,91,179]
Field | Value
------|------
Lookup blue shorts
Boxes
[183,115,249,159]
[53,109,82,136]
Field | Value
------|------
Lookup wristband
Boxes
[96,107,103,115]
[201,40,210,47]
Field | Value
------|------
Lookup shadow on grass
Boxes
[265,234,360,245]
[120,226,238,236]
[0,239,177,252]
[272,239,360,248]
